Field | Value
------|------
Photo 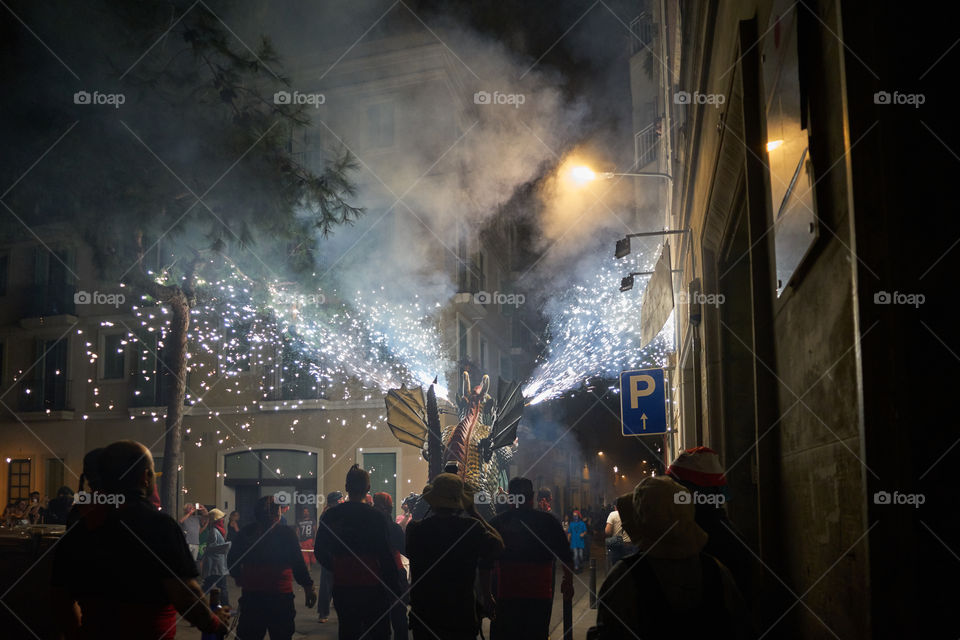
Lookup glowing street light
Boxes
[569,164,672,186]
[766,139,784,152]
[570,165,597,183]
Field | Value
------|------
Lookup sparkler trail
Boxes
[523,256,673,405]
[73,261,452,445]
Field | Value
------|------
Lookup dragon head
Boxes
[457,371,491,416]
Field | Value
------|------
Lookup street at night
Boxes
[0,1,954,638]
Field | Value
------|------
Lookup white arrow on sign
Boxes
[640,413,648,430]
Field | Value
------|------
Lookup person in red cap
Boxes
[666,446,751,598]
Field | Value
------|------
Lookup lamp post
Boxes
[569,165,673,184]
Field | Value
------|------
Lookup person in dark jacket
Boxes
[314,466,399,640]
[406,474,504,640]
[590,476,752,639]
[52,441,229,639]
[229,496,317,640]
[486,477,574,640]
[45,486,74,524]
[316,491,343,623]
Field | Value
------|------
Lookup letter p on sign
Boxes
[629,374,655,409]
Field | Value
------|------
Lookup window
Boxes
[223,318,251,373]
[46,458,66,500]
[8,459,31,503]
[456,232,485,294]
[31,246,76,316]
[101,333,126,380]
[130,330,172,407]
[476,251,487,293]
[361,451,397,518]
[479,337,488,371]
[458,320,469,362]
[20,338,69,411]
[275,338,326,400]
[224,449,316,482]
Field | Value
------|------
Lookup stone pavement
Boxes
[179,544,608,639]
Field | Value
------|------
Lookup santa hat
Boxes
[666,446,727,487]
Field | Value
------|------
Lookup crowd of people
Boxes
[37,440,755,639]
[1,487,74,526]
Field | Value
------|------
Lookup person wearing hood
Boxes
[666,447,752,599]
[201,508,232,609]
[51,441,229,639]
[589,476,753,639]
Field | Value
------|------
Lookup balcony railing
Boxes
[635,122,660,170]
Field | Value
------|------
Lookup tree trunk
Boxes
[160,289,190,516]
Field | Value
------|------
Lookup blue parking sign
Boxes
[620,368,667,435]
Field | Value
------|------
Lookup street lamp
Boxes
[570,165,673,183]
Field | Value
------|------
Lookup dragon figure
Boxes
[385,372,524,516]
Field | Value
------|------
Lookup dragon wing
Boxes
[385,385,428,448]
[480,377,524,461]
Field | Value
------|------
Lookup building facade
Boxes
[629,0,951,636]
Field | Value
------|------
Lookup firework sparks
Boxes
[523,256,674,405]
[81,261,451,444]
